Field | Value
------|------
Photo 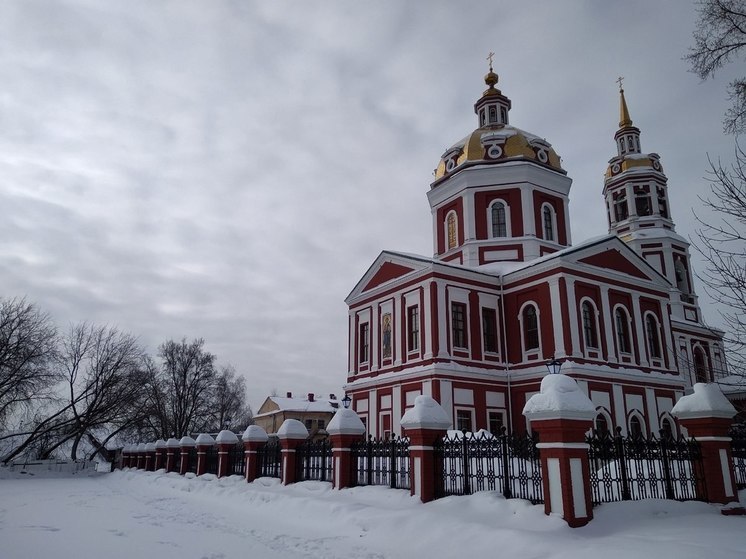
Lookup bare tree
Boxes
[0,297,58,426]
[687,0,746,134]
[210,365,253,432]
[693,144,746,372]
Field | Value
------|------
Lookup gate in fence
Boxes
[586,427,706,505]
[258,438,282,479]
[350,435,410,490]
[731,435,746,490]
[295,438,333,482]
[434,429,544,504]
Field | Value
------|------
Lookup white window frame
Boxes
[445,210,459,251]
[517,301,542,360]
[487,199,511,238]
[454,407,475,433]
[643,311,663,366]
[612,304,633,359]
[540,202,558,242]
[579,297,601,354]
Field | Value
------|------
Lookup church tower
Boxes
[603,83,702,325]
[427,65,572,266]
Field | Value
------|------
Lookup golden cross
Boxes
[616,76,624,91]
[487,51,495,71]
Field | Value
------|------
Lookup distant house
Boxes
[253,392,339,439]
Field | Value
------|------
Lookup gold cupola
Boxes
[433,69,564,182]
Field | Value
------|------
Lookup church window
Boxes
[614,191,629,222]
[491,201,508,237]
[407,306,419,352]
[451,302,467,348]
[674,260,690,295]
[582,301,599,349]
[542,205,555,241]
[629,415,644,438]
[635,188,652,216]
[523,304,539,351]
[660,417,674,438]
[614,307,632,355]
[489,106,497,123]
[359,323,369,364]
[595,413,609,436]
[482,307,498,353]
[500,107,507,123]
[627,136,634,151]
[488,410,505,434]
[456,409,473,432]
[657,187,668,218]
[446,211,458,250]
[694,346,709,383]
[645,314,662,360]
[480,110,486,126]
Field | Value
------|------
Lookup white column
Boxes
[600,286,616,363]
[565,278,581,357]
[562,198,572,245]
[437,281,449,359]
[371,304,379,371]
[661,301,676,371]
[423,282,433,360]
[348,311,355,374]
[645,388,659,434]
[392,385,402,436]
[394,295,403,366]
[631,293,648,366]
[368,388,378,438]
[612,384,627,435]
[464,192,475,241]
[439,379,453,426]
[521,186,535,236]
[548,278,566,358]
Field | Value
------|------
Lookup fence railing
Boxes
[295,439,332,482]
[586,427,706,505]
[229,444,245,477]
[258,439,282,479]
[205,447,219,475]
[187,448,198,474]
[350,435,410,490]
[732,435,746,490]
[434,429,543,504]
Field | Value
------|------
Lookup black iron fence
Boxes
[586,427,706,505]
[434,429,543,504]
[258,438,282,479]
[295,439,333,482]
[350,435,410,490]
[187,447,198,474]
[732,435,746,489]
[229,443,246,477]
[205,446,219,475]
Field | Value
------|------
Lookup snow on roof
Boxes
[254,396,339,418]
[522,374,596,418]
[717,375,746,396]
[672,383,737,418]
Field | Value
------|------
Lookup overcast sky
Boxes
[0,1,740,410]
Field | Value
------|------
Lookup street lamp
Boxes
[224,417,232,431]
[342,394,352,409]
[546,355,563,375]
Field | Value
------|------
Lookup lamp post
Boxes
[546,355,563,375]
[342,394,352,409]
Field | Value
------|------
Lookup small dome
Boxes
[434,124,564,181]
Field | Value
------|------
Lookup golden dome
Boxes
[434,124,564,181]
[605,154,663,179]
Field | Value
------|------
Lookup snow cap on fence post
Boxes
[179,436,196,476]
[328,408,366,490]
[165,438,180,473]
[400,395,451,503]
[216,430,239,478]
[672,384,742,510]
[277,419,308,485]
[242,425,268,484]
[522,374,595,528]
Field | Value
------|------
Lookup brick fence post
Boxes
[278,419,309,485]
[165,438,180,473]
[672,383,744,512]
[327,408,366,489]
[401,395,451,503]
[242,425,269,483]
[145,442,157,471]
[179,436,196,476]
[154,439,167,471]
[216,430,239,478]
[523,374,596,528]
[195,434,215,476]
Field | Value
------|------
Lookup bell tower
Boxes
[603,81,701,323]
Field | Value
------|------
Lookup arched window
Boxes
[645,314,662,360]
[522,305,539,351]
[694,347,709,383]
[542,205,555,241]
[674,260,690,295]
[595,413,609,436]
[660,416,675,439]
[614,307,632,355]
[446,211,458,250]
[582,301,599,349]
[629,414,644,438]
[491,201,508,238]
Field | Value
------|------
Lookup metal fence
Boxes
[295,439,333,482]
[187,447,198,474]
[350,435,410,490]
[258,438,282,479]
[586,427,706,505]
[732,435,746,490]
[229,444,245,477]
[205,447,219,475]
[434,429,544,504]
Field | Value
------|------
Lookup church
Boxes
[343,65,728,439]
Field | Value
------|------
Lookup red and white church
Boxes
[343,68,728,439]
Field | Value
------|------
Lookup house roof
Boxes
[254,395,339,419]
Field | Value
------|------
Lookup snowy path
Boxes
[0,469,744,559]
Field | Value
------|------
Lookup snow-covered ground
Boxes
[1,467,744,559]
